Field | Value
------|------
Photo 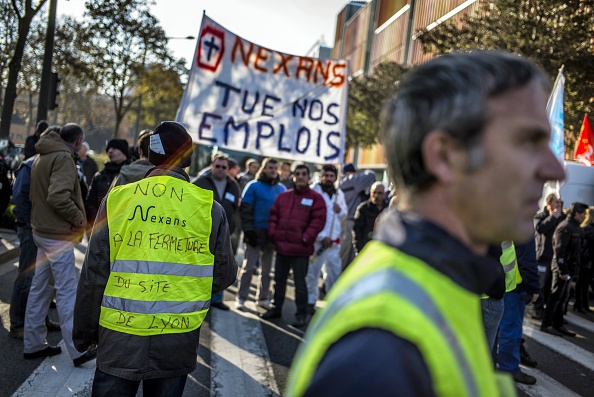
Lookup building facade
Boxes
[334,0,482,169]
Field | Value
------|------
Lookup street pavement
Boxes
[0,233,593,396]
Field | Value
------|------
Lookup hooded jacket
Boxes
[73,166,237,381]
[110,159,153,188]
[30,131,86,240]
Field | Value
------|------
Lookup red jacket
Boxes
[268,186,326,257]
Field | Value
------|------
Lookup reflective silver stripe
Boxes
[111,260,213,278]
[101,295,210,314]
[307,268,478,397]
[502,260,517,273]
[501,241,513,250]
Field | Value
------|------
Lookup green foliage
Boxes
[346,62,409,149]
[82,0,173,137]
[416,0,594,156]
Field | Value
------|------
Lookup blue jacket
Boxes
[241,176,286,230]
[12,155,37,227]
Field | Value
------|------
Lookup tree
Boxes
[132,60,186,133]
[346,62,408,149]
[416,0,594,156]
[83,0,171,138]
[0,0,48,139]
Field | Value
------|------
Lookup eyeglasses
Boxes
[214,165,228,170]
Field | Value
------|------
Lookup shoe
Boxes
[307,304,316,315]
[520,345,538,368]
[513,371,536,385]
[8,330,24,340]
[235,299,246,311]
[211,302,230,311]
[257,299,271,310]
[46,319,61,331]
[291,315,306,327]
[260,309,282,320]
[73,348,97,367]
[554,326,576,337]
[24,345,62,359]
[540,326,563,337]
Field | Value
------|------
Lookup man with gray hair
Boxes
[352,181,388,255]
[286,51,565,396]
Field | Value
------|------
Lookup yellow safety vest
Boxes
[100,175,214,336]
[501,241,522,292]
[286,241,516,397]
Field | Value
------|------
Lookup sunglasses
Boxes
[214,164,228,169]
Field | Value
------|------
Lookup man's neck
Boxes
[401,189,488,255]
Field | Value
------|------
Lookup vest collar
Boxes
[145,166,191,182]
[375,209,504,297]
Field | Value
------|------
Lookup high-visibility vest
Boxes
[100,175,214,336]
[501,241,522,292]
[286,241,516,397]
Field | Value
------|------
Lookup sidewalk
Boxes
[0,227,19,265]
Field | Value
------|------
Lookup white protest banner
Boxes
[176,14,349,164]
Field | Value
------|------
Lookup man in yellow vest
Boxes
[286,51,565,397]
[73,121,237,396]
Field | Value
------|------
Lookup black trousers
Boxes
[273,253,309,316]
[575,266,592,310]
[542,271,570,328]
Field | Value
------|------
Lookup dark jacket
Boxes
[515,238,541,295]
[534,209,566,264]
[85,160,130,225]
[73,166,237,381]
[12,156,36,227]
[24,134,39,160]
[304,210,504,396]
[582,224,594,270]
[193,174,240,234]
[79,156,99,187]
[552,216,585,276]
[268,186,326,257]
[353,199,389,253]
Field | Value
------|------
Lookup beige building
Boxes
[333,0,482,169]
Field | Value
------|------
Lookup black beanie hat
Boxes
[106,139,130,158]
[149,121,193,167]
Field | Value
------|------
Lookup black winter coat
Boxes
[534,209,566,264]
[193,174,240,234]
[552,216,585,276]
[353,199,388,253]
[85,160,129,225]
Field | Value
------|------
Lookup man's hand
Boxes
[560,273,570,281]
[321,237,332,249]
[333,202,340,213]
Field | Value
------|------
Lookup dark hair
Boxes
[294,164,309,176]
[137,130,152,158]
[382,50,550,194]
[36,120,49,136]
[322,164,338,176]
[569,202,589,218]
[59,123,83,144]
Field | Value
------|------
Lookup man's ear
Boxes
[421,130,467,184]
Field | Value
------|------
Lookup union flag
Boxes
[574,114,594,166]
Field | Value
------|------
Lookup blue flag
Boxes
[546,68,565,164]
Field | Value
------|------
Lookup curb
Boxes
[0,246,19,264]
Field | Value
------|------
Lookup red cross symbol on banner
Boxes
[197,26,225,72]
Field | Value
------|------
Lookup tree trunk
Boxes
[0,15,33,139]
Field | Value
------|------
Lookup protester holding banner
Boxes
[236,158,286,310]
